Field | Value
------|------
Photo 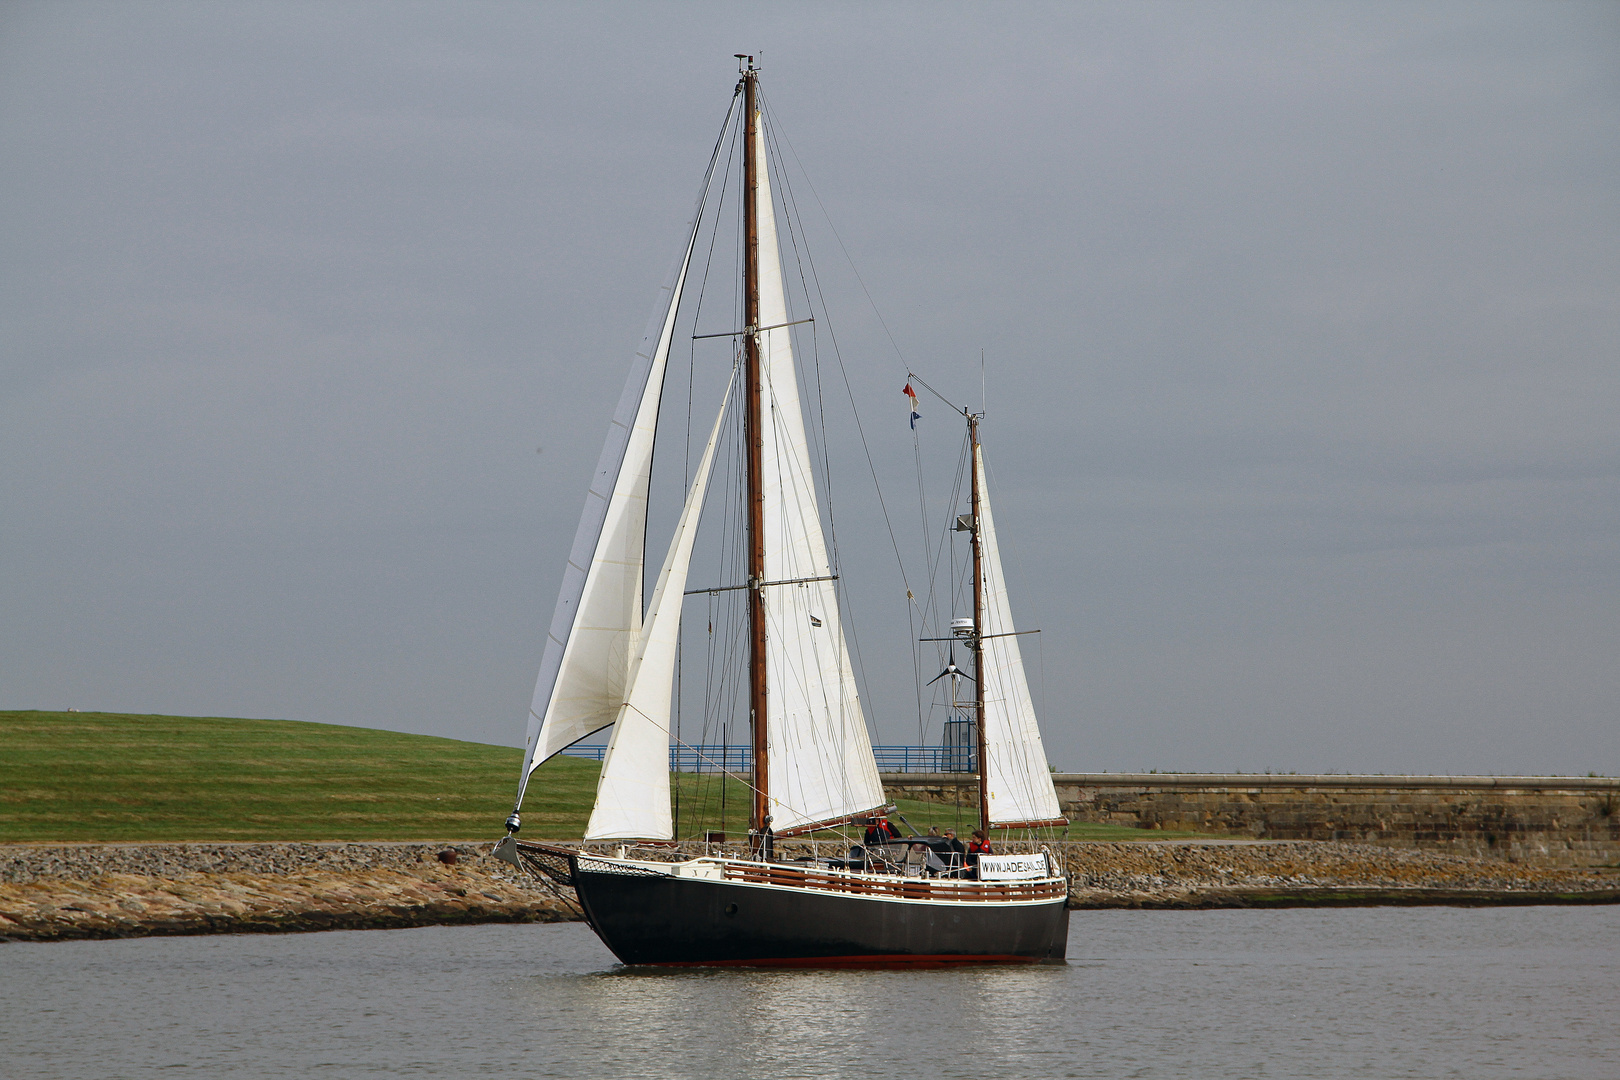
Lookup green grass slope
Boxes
[1,710,1176,843]
[0,710,564,842]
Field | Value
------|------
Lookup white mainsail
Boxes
[585,377,733,841]
[512,219,702,811]
[751,113,886,834]
[975,445,1065,828]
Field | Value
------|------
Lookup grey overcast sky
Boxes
[3,2,1617,775]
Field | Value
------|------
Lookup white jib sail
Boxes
[513,218,703,810]
[975,445,1065,827]
[751,113,886,834]
[585,376,734,841]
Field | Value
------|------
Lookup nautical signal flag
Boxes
[903,383,920,429]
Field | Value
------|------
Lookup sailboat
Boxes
[493,59,1069,966]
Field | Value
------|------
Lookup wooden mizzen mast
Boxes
[968,413,990,837]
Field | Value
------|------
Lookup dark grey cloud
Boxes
[2,2,1616,775]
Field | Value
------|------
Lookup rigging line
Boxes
[761,131,914,607]
[754,372,876,807]
[766,121,825,425]
[619,701,772,810]
[766,126,833,551]
[524,860,585,920]
[773,161,881,755]
[713,355,749,828]
[674,120,736,830]
[834,548,880,746]
[642,91,741,617]
[687,99,743,472]
[760,96,818,353]
[760,106,835,555]
[758,90,914,614]
[769,125,862,609]
[908,410,939,742]
[1037,630,1046,764]
[929,438,971,745]
[699,591,715,789]
[911,427,936,592]
[810,325,874,725]
[622,697,847,837]
[674,620,681,828]
[729,119,745,373]
[515,96,737,798]
[910,435,929,742]
[760,97,892,745]
[758,384,878,805]
[760,88,910,375]
[929,431,972,657]
[909,588,924,745]
[677,337,693,818]
[696,390,738,832]
[681,146,741,822]
[904,369,969,416]
[685,329,696,489]
[673,369,741,829]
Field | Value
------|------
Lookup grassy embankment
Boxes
[1,710,1180,843]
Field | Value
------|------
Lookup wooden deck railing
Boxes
[717,860,1065,903]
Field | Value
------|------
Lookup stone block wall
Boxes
[881,774,1620,867]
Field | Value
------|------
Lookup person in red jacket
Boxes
[967,829,993,878]
[863,815,900,846]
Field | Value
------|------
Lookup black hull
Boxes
[570,866,1070,967]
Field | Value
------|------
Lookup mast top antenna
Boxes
[735,53,755,73]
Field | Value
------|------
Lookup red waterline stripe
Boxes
[647,953,1044,969]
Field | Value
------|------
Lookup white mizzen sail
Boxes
[586,376,734,841]
[751,114,886,834]
[975,446,1065,828]
[513,219,703,811]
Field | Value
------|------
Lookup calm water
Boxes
[3,908,1616,1078]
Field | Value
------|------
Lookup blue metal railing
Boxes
[668,744,756,774]
[558,743,974,773]
[870,745,969,773]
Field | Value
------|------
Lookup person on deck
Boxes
[942,828,967,874]
[967,829,992,878]
[863,816,900,846]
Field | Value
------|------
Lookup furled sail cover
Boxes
[974,446,1066,828]
[586,377,733,840]
[751,113,886,834]
[512,219,702,811]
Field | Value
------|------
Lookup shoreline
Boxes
[4,840,1615,943]
[1,842,579,943]
[1071,886,1620,909]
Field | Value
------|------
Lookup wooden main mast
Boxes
[741,57,770,851]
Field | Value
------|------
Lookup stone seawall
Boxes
[1053,840,1618,908]
[883,774,1620,867]
[0,842,578,943]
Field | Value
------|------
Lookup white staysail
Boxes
[975,446,1065,828]
[512,219,703,811]
[751,114,886,834]
[586,377,734,841]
